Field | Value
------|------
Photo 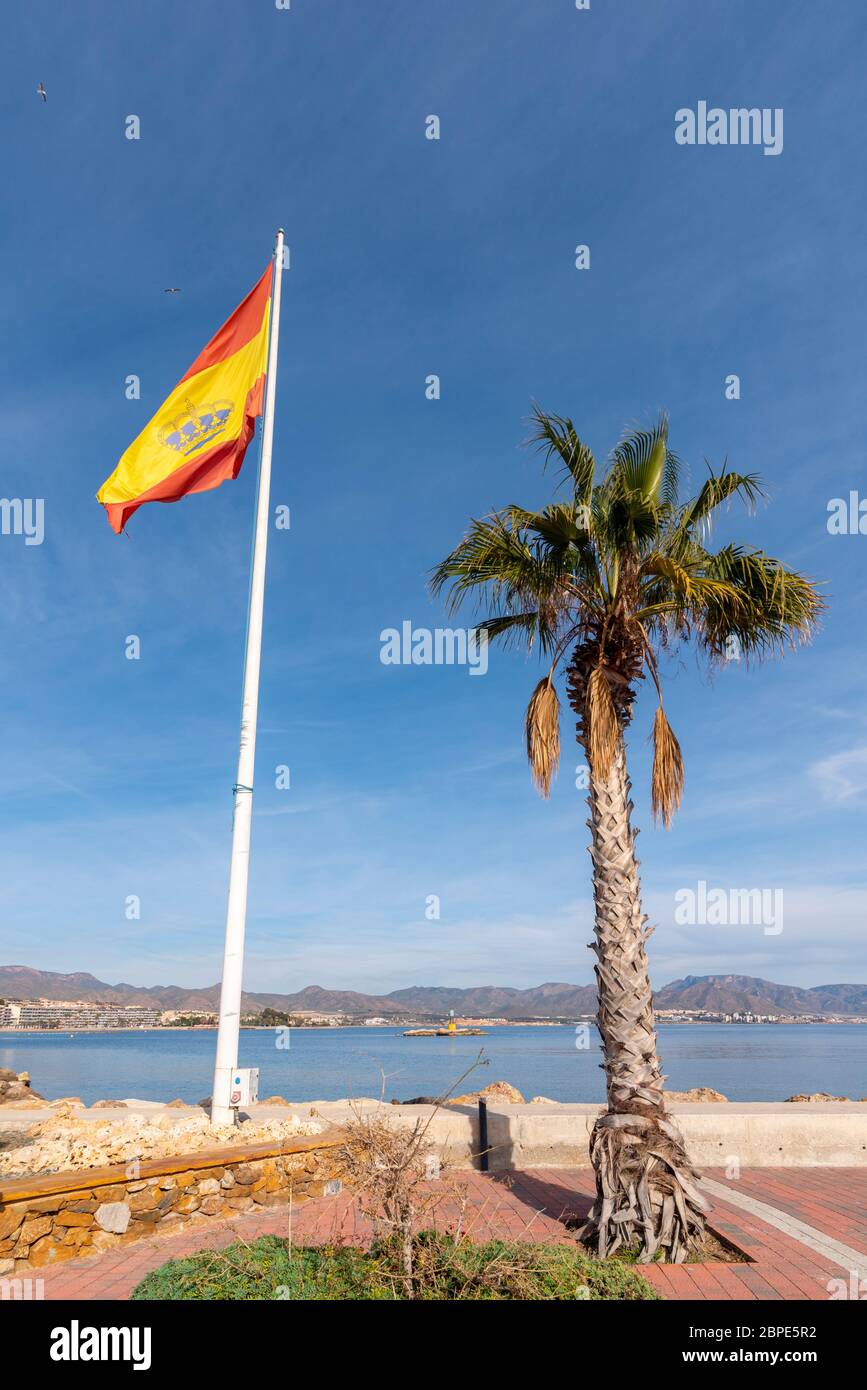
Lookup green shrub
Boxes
[131,1232,659,1301]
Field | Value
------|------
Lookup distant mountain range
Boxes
[1,965,865,1018]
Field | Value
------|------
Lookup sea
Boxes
[1,1023,865,1107]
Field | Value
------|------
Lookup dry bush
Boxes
[338,1052,489,1295]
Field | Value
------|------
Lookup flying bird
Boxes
[163,287,181,294]
[36,83,47,102]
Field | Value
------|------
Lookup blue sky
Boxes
[1,0,865,993]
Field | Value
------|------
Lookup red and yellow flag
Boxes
[97,264,273,533]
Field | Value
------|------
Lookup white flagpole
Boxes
[211,229,285,1126]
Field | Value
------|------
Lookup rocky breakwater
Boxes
[0,1068,44,1106]
[785,1092,867,1103]
[0,1106,323,1178]
[398,1082,731,1106]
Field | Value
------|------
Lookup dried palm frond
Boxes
[585,666,618,778]
[651,705,684,828]
[525,675,560,797]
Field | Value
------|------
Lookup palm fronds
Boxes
[527,404,595,499]
[525,675,561,797]
[430,407,825,827]
[586,667,618,780]
[651,706,684,828]
[677,465,764,535]
[610,416,681,508]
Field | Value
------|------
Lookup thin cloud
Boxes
[809,747,867,804]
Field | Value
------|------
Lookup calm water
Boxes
[1,1024,864,1106]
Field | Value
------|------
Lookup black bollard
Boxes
[478,1096,489,1172]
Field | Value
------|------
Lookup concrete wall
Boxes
[480,1103,867,1170]
[269,1100,867,1170]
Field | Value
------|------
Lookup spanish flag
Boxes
[97,264,273,533]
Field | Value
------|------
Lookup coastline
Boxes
[1,1014,866,1036]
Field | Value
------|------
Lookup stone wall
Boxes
[0,1131,342,1274]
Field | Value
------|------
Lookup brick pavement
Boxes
[19,1167,867,1302]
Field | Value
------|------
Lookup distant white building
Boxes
[0,1000,160,1029]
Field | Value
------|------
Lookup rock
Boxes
[48,1097,85,1107]
[61,1227,92,1248]
[198,1196,223,1216]
[27,1235,76,1267]
[128,1189,159,1213]
[174,1195,200,1215]
[226,1195,254,1212]
[665,1088,728,1103]
[197,1178,221,1195]
[166,1099,192,1108]
[0,1257,14,1276]
[0,1209,25,1241]
[89,1230,121,1252]
[95,1202,131,1234]
[260,1096,290,1106]
[157,1213,187,1232]
[132,1209,161,1225]
[448,1081,526,1106]
[22,1195,71,1215]
[0,1080,46,1106]
[54,1210,94,1227]
[220,1171,235,1189]
[94,1184,127,1203]
[19,1216,53,1245]
[0,1068,45,1105]
[529,1096,558,1105]
[785,1092,850,1103]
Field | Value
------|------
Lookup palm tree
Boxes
[431,408,823,1262]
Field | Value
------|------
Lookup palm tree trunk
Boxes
[579,739,708,1262]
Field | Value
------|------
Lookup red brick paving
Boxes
[22,1167,867,1302]
[724,1167,867,1257]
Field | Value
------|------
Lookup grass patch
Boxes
[131,1232,660,1301]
